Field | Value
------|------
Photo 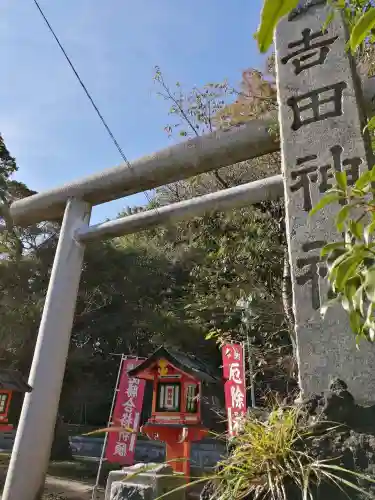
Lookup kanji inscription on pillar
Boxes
[275,0,375,403]
[290,146,362,212]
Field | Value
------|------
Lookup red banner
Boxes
[105,358,146,464]
[222,343,247,437]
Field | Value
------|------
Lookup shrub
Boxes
[206,407,374,500]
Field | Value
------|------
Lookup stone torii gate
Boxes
[4,2,375,499]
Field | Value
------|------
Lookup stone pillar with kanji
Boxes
[275,0,375,403]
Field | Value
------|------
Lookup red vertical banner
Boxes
[222,343,247,437]
[105,358,146,464]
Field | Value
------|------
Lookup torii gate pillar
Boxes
[2,199,91,500]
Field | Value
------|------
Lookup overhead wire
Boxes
[32,0,155,208]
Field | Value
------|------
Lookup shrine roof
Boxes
[128,347,220,384]
[0,370,32,392]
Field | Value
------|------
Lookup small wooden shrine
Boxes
[128,347,224,477]
[0,369,32,431]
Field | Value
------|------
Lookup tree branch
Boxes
[213,171,229,189]
[157,74,200,137]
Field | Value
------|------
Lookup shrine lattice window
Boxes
[0,394,9,415]
[156,382,181,412]
[185,384,199,414]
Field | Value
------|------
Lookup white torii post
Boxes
[2,199,91,500]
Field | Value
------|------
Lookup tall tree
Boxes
[151,67,297,399]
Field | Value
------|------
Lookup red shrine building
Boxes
[0,369,32,431]
[128,347,224,477]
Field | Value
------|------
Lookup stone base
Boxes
[106,463,187,500]
[110,482,153,500]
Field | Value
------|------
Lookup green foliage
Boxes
[309,165,375,341]
[256,0,375,54]
[255,0,299,53]
[154,65,232,138]
[208,408,375,500]
[0,135,16,197]
[350,7,375,50]
[182,208,283,329]
[215,408,306,500]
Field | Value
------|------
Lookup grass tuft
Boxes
[208,407,375,500]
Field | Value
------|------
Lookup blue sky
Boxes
[0,0,265,224]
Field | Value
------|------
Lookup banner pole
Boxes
[91,354,126,500]
[245,335,256,408]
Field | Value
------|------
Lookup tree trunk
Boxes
[282,248,296,354]
[50,414,73,461]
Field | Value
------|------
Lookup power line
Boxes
[32,0,154,207]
